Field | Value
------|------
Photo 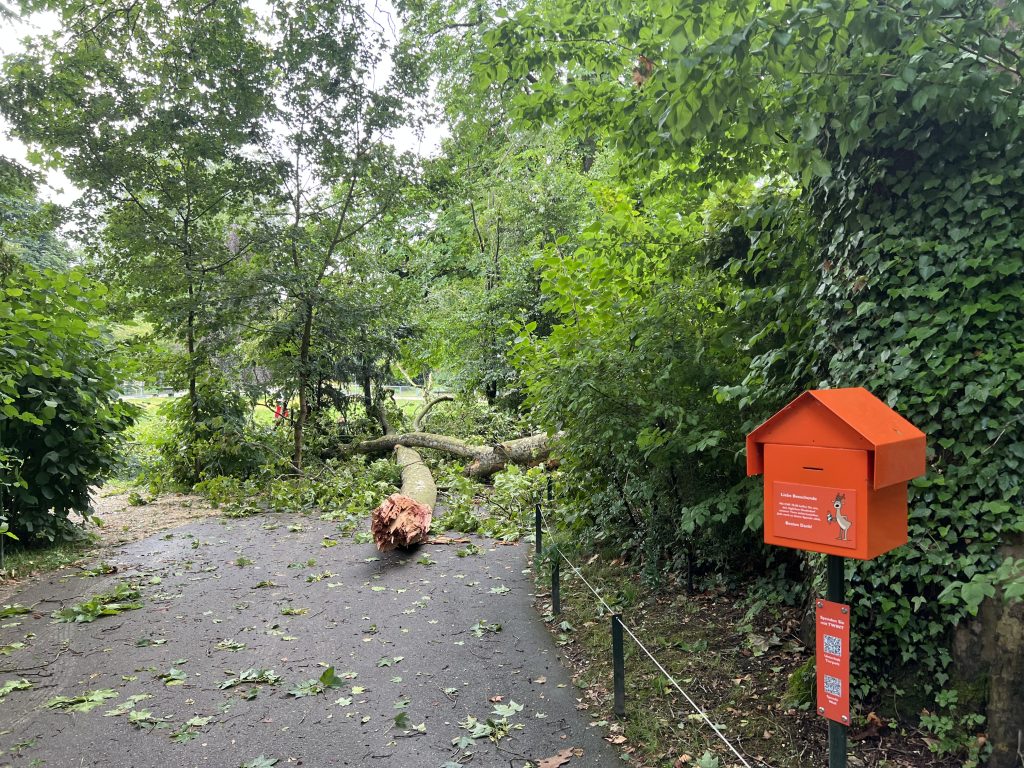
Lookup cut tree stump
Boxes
[370,445,436,551]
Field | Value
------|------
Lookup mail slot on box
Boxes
[746,388,926,560]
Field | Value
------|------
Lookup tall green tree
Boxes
[254,0,421,469]
[402,127,592,404]
[2,0,274,481]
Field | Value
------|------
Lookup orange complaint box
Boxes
[746,388,926,560]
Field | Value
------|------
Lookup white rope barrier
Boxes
[538,506,756,768]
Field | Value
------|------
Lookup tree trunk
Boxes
[370,445,435,551]
[953,535,1024,768]
[332,431,558,480]
[293,304,313,472]
[186,283,200,483]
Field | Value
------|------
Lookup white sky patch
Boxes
[0,11,77,204]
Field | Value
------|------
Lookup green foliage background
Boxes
[461,0,1024,748]
[2,0,1022,759]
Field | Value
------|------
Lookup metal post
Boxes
[535,501,542,557]
[551,557,561,615]
[826,555,847,768]
[546,474,553,504]
[612,614,625,717]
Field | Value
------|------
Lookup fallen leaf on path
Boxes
[537,748,574,768]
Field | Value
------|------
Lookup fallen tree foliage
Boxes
[367,394,558,549]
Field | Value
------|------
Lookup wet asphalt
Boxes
[0,512,623,768]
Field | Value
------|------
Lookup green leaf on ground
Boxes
[47,688,118,712]
[104,694,153,716]
[127,709,164,730]
[492,700,524,717]
[471,620,501,637]
[157,667,187,686]
[52,584,142,623]
[170,715,212,742]
[78,562,117,577]
[0,679,32,699]
[288,666,342,697]
[219,668,281,690]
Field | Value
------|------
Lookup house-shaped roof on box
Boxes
[746,388,926,489]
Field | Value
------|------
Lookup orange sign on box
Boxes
[773,482,857,549]
[816,600,851,724]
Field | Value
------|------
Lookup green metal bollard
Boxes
[827,555,847,768]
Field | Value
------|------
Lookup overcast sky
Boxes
[0,4,446,206]
[0,11,77,203]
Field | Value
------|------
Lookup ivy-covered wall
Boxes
[810,102,1024,765]
[473,0,1024,759]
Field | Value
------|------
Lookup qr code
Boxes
[823,674,843,697]
[823,634,843,656]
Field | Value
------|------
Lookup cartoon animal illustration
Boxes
[826,492,852,541]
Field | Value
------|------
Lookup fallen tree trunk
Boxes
[370,445,436,552]
[464,433,557,479]
[337,431,559,479]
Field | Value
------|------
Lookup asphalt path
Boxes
[0,512,623,768]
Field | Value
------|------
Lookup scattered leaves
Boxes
[470,620,501,637]
[219,668,281,690]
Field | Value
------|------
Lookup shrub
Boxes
[0,261,135,542]
[157,383,287,486]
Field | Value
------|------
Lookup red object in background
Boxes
[274,404,283,419]
[816,599,851,724]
